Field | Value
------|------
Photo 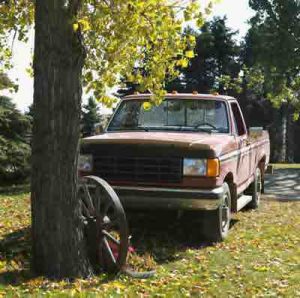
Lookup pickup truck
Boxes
[79,93,270,241]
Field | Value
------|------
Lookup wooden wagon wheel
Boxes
[78,176,129,273]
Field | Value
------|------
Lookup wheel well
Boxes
[224,172,234,186]
[224,173,237,212]
[258,156,266,176]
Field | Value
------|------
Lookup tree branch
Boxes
[68,0,82,16]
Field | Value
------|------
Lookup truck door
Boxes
[230,102,251,187]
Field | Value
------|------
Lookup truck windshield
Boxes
[107,98,229,133]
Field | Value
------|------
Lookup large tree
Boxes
[246,0,300,161]
[0,0,215,278]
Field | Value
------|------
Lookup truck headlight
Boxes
[183,158,219,177]
[78,154,93,172]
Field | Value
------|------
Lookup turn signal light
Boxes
[207,159,220,177]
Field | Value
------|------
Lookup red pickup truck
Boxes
[79,93,270,241]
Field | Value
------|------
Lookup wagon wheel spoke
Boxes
[102,230,120,246]
[82,184,95,216]
[94,186,102,215]
[81,200,91,218]
[103,237,116,264]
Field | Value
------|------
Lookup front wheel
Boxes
[202,182,231,242]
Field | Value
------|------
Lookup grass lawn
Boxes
[271,163,300,169]
[0,192,299,297]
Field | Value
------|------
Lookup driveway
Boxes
[263,168,300,201]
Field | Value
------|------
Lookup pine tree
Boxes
[0,96,31,183]
[81,97,100,137]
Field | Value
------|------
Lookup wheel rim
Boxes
[78,176,129,273]
[220,193,230,234]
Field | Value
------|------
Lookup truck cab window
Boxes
[108,98,229,133]
[231,102,246,136]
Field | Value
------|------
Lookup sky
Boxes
[1,0,255,112]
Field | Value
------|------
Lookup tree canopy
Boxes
[0,0,219,105]
[247,0,300,116]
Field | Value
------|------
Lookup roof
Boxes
[123,93,236,101]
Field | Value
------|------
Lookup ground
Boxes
[0,170,299,297]
[265,167,300,201]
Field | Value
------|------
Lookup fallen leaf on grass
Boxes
[253,265,270,272]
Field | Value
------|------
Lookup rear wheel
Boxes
[248,167,262,209]
[202,182,231,242]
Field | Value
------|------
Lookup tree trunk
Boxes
[31,0,93,278]
[280,104,288,162]
[287,105,294,163]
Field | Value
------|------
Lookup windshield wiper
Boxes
[136,126,150,131]
[193,127,213,133]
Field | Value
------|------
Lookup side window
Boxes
[231,103,246,136]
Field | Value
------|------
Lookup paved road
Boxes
[263,168,300,201]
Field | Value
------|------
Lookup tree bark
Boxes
[31,0,93,278]
[281,104,287,162]
[287,105,294,163]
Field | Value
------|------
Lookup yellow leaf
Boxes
[142,101,152,111]
[78,18,91,31]
[188,35,196,43]
[73,23,79,32]
[177,58,189,68]
[185,50,195,58]
[253,266,270,272]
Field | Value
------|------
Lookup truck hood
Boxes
[83,132,236,157]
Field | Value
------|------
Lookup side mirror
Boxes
[249,127,263,139]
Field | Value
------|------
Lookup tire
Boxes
[248,167,262,209]
[202,182,231,242]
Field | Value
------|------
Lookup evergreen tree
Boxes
[81,97,100,137]
[0,72,18,92]
[0,96,31,183]
[166,17,241,94]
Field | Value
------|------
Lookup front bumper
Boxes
[113,185,224,211]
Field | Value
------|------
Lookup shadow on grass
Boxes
[0,227,33,285]
[0,184,30,195]
[127,210,239,264]
[0,211,239,286]
[264,168,300,201]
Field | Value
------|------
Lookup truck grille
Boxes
[93,156,182,183]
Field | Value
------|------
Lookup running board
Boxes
[237,195,252,211]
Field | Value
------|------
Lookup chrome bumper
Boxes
[113,185,224,211]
